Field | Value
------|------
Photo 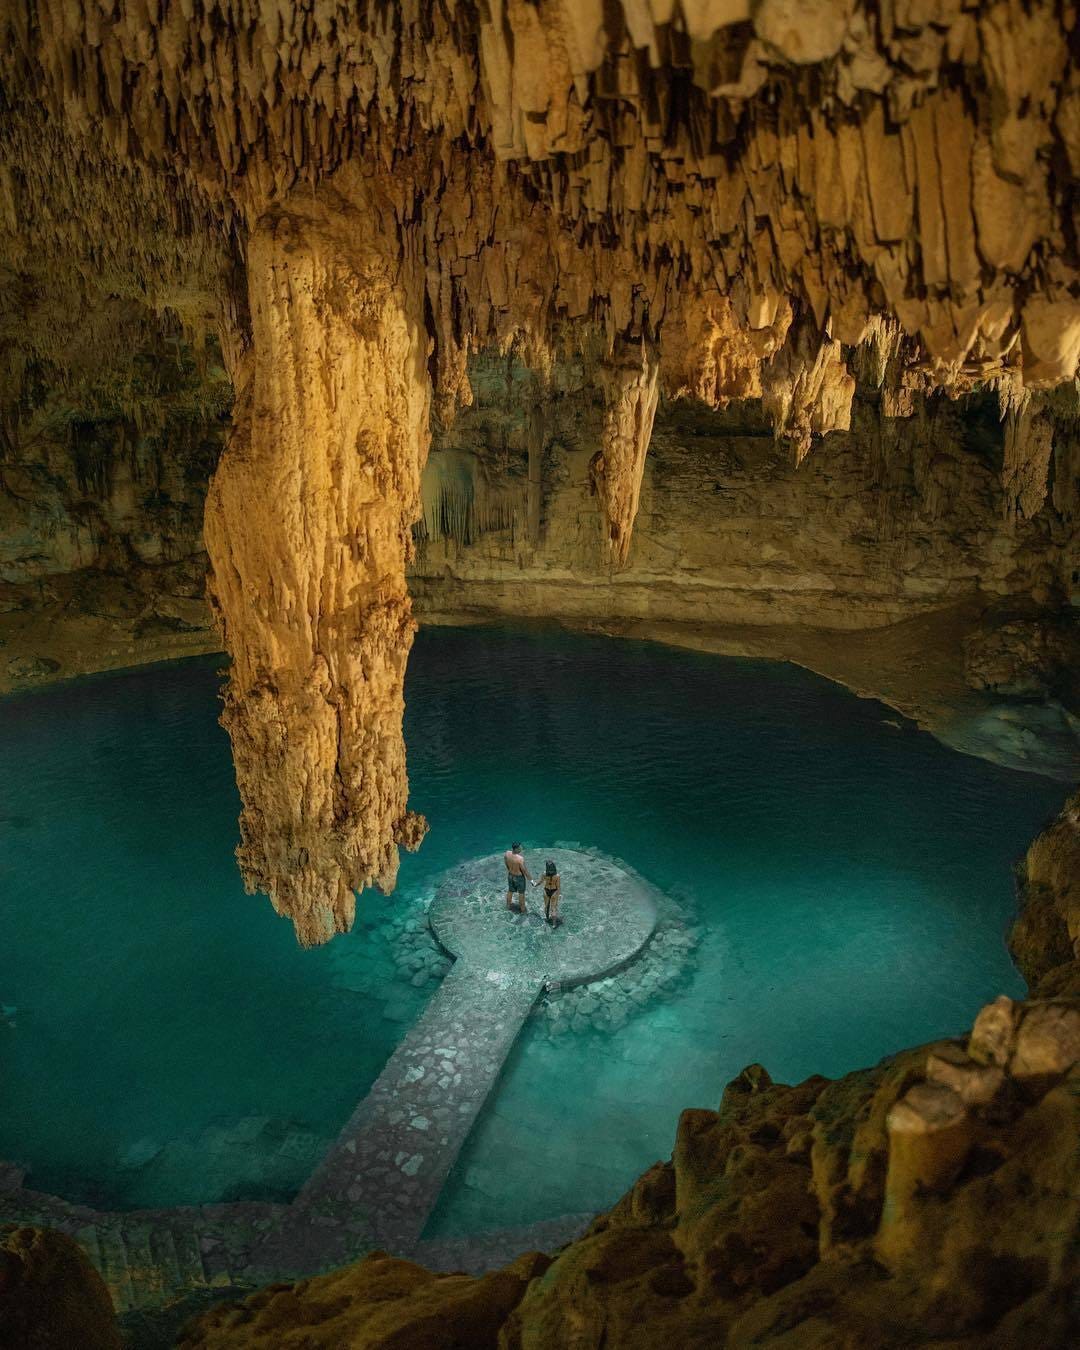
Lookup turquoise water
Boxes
[0,626,1064,1230]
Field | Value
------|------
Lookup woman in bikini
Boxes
[537,860,561,927]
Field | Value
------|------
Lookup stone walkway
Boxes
[1,850,661,1307]
[249,850,658,1276]
[248,962,541,1276]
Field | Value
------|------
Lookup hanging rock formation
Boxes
[593,345,661,564]
[3,0,1080,932]
[203,186,430,944]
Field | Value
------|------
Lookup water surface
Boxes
[0,625,1063,1229]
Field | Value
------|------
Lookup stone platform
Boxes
[1,850,662,1306]
[430,848,659,988]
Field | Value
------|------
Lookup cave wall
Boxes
[6,349,1078,667]
[0,310,228,678]
[412,354,1080,630]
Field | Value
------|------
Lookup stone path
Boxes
[250,851,657,1276]
[1,850,661,1305]
[248,962,541,1276]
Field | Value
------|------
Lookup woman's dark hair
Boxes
[545,860,557,876]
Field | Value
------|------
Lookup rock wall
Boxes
[0,312,227,683]
[412,354,1080,630]
[1011,791,1080,1000]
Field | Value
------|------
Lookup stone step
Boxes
[96,1224,136,1313]
[147,1223,184,1295]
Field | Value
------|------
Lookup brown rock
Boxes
[204,189,432,945]
[925,1043,1004,1107]
[968,994,1018,1067]
[1010,1004,1080,1081]
[178,1250,547,1349]
[0,1225,121,1350]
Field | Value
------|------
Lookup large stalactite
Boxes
[203,188,430,944]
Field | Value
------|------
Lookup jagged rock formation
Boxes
[412,360,1080,667]
[178,1250,551,1349]
[203,187,431,944]
[3,1,1080,932]
[1011,791,1080,999]
[593,345,660,564]
[179,993,1080,1347]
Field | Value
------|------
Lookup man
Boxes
[504,842,532,914]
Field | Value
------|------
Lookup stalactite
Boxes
[1002,398,1056,523]
[593,344,660,566]
[203,188,430,946]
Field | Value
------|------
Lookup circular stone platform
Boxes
[428,849,658,988]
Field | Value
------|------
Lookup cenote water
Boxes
[0,626,1064,1236]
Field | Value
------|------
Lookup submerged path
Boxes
[250,849,658,1276]
[1,850,660,1306]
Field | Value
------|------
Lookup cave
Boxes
[1,3,1079,1348]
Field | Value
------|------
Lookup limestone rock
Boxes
[204,188,432,945]
[925,1043,1004,1107]
[177,1249,548,1349]
[1010,1003,1080,1081]
[964,618,1080,702]
[1010,795,1080,998]
[968,994,1018,1067]
[593,345,660,565]
[0,1225,121,1350]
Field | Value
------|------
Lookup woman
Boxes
[537,859,561,927]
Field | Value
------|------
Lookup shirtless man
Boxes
[504,842,532,913]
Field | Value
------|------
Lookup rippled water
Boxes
[0,625,1064,1229]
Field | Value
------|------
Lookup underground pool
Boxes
[0,624,1065,1241]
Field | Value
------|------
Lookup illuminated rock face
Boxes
[204,191,430,945]
[3,0,1080,930]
